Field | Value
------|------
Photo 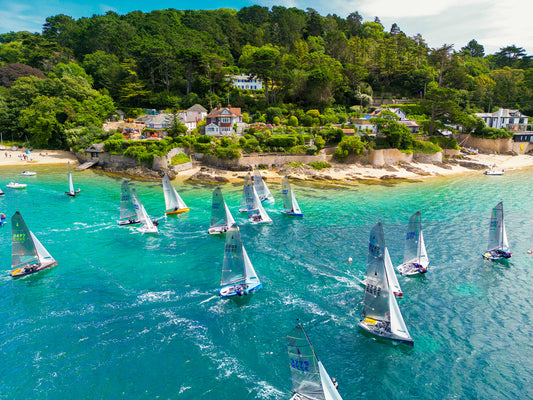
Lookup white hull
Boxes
[219,281,262,298]
[208,225,228,235]
[396,261,428,276]
[358,319,413,346]
[7,182,27,189]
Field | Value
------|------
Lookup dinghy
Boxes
[287,323,343,400]
[281,176,303,217]
[219,222,262,297]
[65,161,80,196]
[245,183,272,224]
[239,173,252,213]
[483,201,511,260]
[397,211,429,275]
[162,173,189,215]
[6,182,26,189]
[0,186,4,195]
[10,211,58,277]
[208,186,235,234]
[21,171,36,176]
[358,222,414,346]
[118,180,140,226]
[253,169,274,204]
[130,184,159,234]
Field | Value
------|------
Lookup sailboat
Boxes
[0,186,4,195]
[287,323,343,400]
[10,211,58,277]
[65,161,80,197]
[162,173,189,215]
[239,173,252,213]
[208,186,235,234]
[483,201,511,260]
[118,180,140,226]
[130,184,159,234]
[253,169,274,204]
[358,222,414,346]
[396,211,429,276]
[281,176,303,217]
[245,183,272,224]
[219,222,262,297]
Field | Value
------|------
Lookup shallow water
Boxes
[1,166,533,399]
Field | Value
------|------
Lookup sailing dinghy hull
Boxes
[65,189,81,197]
[166,207,189,215]
[118,219,141,226]
[482,250,512,260]
[281,210,303,217]
[219,282,262,298]
[11,261,58,278]
[358,319,414,346]
[396,262,428,276]
[208,226,229,235]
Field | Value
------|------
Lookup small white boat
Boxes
[130,184,158,234]
[359,222,414,346]
[208,186,235,235]
[65,161,80,196]
[245,183,272,224]
[219,223,261,297]
[10,211,58,277]
[397,211,429,276]
[21,171,37,176]
[0,187,4,195]
[287,323,343,400]
[253,169,275,204]
[6,182,27,189]
[117,180,140,226]
[484,169,504,175]
[483,201,511,260]
[281,176,303,217]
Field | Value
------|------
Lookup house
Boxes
[398,120,420,134]
[367,107,407,121]
[205,105,243,136]
[475,108,529,131]
[84,143,105,161]
[230,74,263,90]
[178,104,208,131]
[352,118,377,134]
[144,113,174,130]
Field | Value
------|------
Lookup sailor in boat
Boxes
[251,214,262,222]
[153,219,159,226]
[331,378,339,389]
[0,213,5,226]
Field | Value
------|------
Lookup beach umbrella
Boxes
[26,150,31,154]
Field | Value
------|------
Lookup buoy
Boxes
[528,250,533,254]
[348,257,353,263]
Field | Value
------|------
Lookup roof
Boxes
[398,120,419,127]
[187,104,207,113]
[475,108,529,119]
[85,143,105,153]
[206,105,242,118]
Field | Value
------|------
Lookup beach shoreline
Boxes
[1,148,532,183]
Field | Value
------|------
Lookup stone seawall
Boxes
[355,149,442,166]
[201,153,327,169]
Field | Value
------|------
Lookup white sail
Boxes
[224,201,235,225]
[419,231,429,267]
[239,174,252,211]
[120,180,137,220]
[210,186,226,229]
[162,173,187,212]
[290,191,302,215]
[67,161,75,194]
[243,246,260,285]
[387,278,412,342]
[318,362,343,400]
[282,176,303,215]
[221,223,246,285]
[248,185,272,223]
[384,248,402,296]
[30,231,56,267]
[253,169,274,204]
[287,324,343,400]
[487,202,510,251]
[403,211,421,264]
[11,211,39,268]
[130,185,158,234]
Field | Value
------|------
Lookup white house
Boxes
[230,74,263,90]
[367,107,408,121]
[475,108,529,131]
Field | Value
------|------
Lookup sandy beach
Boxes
[181,153,533,184]
[0,149,78,167]
[1,147,532,183]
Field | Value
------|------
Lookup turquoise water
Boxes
[1,166,533,399]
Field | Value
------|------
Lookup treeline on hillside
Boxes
[0,6,532,149]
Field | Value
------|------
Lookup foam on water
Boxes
[2,166,533,399]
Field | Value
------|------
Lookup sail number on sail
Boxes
[369,242,381,257]
[13,233,27,242]
[225,244,237,252]
[406,231,417,240]
[365,284,382,296]
[290,359,310,372]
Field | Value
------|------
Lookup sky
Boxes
[1,0,532,55]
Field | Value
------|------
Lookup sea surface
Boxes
[1,165,533,399]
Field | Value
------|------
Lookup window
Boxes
[221,117,231,123]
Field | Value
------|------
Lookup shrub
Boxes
[288,115,299,126]
[170,153,190,165]
[429,136,460,150]
[308,161,331,170]
[216,147,240,160]
[333,136,365,161]
[266,135,298,148]
[413,139,442,154]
